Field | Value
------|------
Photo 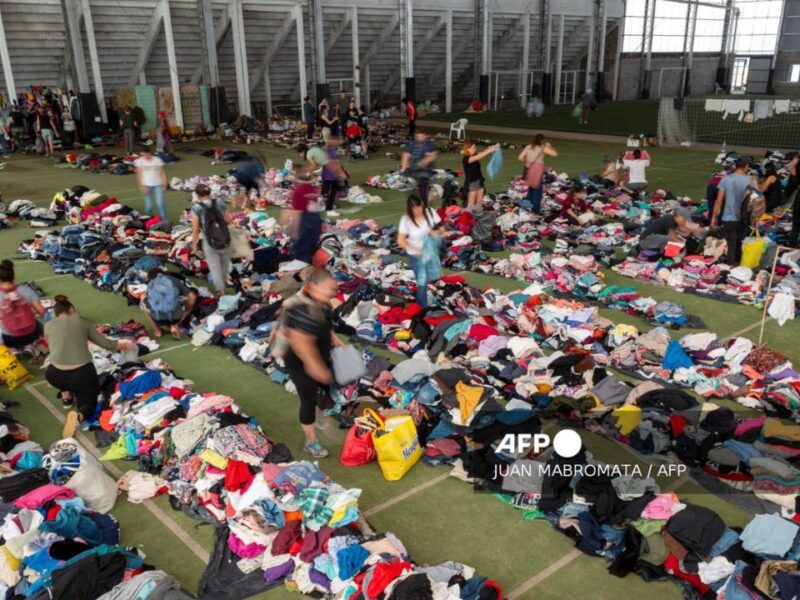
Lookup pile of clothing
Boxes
[4,200,59,227]
[0,402,194,599]
[88,336,499,600]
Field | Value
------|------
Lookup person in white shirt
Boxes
[397,193,442,307]
[134,147,167,220]
[623,149,650,195]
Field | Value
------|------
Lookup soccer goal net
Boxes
[658,96,800,149]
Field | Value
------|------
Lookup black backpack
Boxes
[200,200,230,250]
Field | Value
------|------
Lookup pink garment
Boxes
[13,484,76,509]
[735,416,766,438]
[261,464,285,485]
[186,393,234,418]
[227,531,266,558]
[642,493,680,520]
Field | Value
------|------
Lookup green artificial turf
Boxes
[0,131,795,598]
[425,101,661,137]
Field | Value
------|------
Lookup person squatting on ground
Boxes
[44,295,136,438]
[135,146,167,221]
[462,140,500,209]
[191,184,232,294]
[518,134,557,213]
[280,268,345,459]
[140,268,198,339]
[0,260,45,349]
[638,207,695,254]
[397,193,443,308]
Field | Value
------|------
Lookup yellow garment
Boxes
[612,405,642,435]
[764,418,800,443]
[0,546,20,587]
[455,381,483,422]
[613,324,638,337]
[200,449,228,469]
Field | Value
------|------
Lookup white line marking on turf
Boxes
[145,341,193,357]
[33,274,73,283]
[362,472,450,517]
[506,549,584,599]
[23,383,211,564]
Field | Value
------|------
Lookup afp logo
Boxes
[496,429,582,457]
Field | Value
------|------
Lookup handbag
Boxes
[372,412,422,481]
[229,229,252,259]
[331,344,367,385]
[340,409,380,467]
[525,162,545,188]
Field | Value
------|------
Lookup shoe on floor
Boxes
[303,440,329,459]
[62,410,80,439]
[327,210,340,217]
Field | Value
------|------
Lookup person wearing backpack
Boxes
[141,269,198,339]
[191,183,232,294]
[44,296,136,438]
[0,260,45,348]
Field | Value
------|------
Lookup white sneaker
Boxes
[327,210,340,217]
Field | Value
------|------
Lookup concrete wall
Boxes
[615,54,720,100]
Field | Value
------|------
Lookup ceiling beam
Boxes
[127,0,166,86]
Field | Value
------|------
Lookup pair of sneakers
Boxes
[303,440,329,459]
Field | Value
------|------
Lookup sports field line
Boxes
[505,472,691,599]
[23,382,211,564]
[362,471,450,517]
[33,273,72,283]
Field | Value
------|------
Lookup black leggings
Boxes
[322,180,339,211]
[45,363,100,419]
[286,362,326,425]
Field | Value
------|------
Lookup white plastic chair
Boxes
[449,118,468,140]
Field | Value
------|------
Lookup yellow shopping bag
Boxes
[372,412,422,481]
[740,229,767,269]
[0,345,31,391]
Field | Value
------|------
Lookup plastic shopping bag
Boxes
[340,409,381,467]
[740,229,766,268]
[373,413,422,481]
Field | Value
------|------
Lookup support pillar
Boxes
[198,0,219,87]
[64,0,89,93]
[640,0,655,99]
[768,0,786,93]
[479,0,490,103]
[351,7,361,106]
[612,7,625,100]
[312,0,326,86]
[0,4,17,102]
[554,13,564,104]
[364,63,371,111]
[542,6,553,104]
[294,4,308,113]
[520,9,530,107]
[229,0,251,116]
[161,0,183,127]
[264,67,272,117]
[586,3,596,91]
[596,0,607,98]
[399,0,414,100]
[682,0,698,97]
[445,9,452,112]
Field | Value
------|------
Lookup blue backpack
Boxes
[147,274,182,322]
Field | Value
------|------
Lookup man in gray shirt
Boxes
[711,158,753,265]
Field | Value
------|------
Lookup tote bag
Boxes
[331,344,367,385]
[373,414,422,481]
[525,162,545,188]
[229,229,252,259]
